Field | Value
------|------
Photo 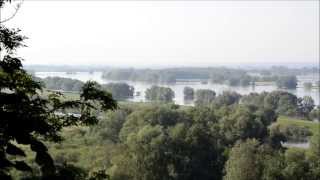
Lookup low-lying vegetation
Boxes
[276,116,319,136]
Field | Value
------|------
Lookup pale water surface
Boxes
[35,72,320,106]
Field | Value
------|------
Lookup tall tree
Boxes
[103,82,134,100]
[145,85,175,103]
[298,96,315,119]
[183,86,194,101]
[194,89,216,106]
[224,139,262,180]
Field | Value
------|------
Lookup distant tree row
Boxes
[145,85,175,103]
[241,91,316,119]
[41,77,84,91]
[181,87,316,120]
[249,66,319,76]
[37,77,135,100]
[209,69,252,86]
[101,68,312,89]
[149,85,316,120]
[252,75,298,89]
[103,83,134,100]
[102,68,255,86]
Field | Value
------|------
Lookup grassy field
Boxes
[276,116,320,135]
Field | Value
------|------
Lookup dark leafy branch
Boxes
[0,0,117,179]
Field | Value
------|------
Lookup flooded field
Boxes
[35,71,320,105]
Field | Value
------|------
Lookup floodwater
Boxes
[35,71,320,106]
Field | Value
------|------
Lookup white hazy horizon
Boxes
[3,1,319,67]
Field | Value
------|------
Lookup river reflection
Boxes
[35,71,319,105]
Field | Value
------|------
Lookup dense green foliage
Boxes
[275,116,319,136]
[224,139,262,180]
[195,89,216,105]
[270,124,312,142]
[11,99,318,180]
[224,137,320,180]
[145,85,175,103]
[214,91,242,106]
[297,96,315,118]
[241,91,315,119]
[18,102,271,179]
[103,83,134,100]
[4,68,318,179]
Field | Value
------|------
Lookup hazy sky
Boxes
[3,1,319,67]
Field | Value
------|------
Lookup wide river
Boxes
[35,72,320,106]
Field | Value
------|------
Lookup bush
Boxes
[276,76,297,89]
[145,85,175,103]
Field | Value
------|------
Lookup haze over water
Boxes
[35,71,320,106]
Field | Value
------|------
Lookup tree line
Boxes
[12,99,320,180]
[34,77,134,100]
[148,85,317,121]
[101,68,307,88]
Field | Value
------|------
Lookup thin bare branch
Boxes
[0,0,24,23]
